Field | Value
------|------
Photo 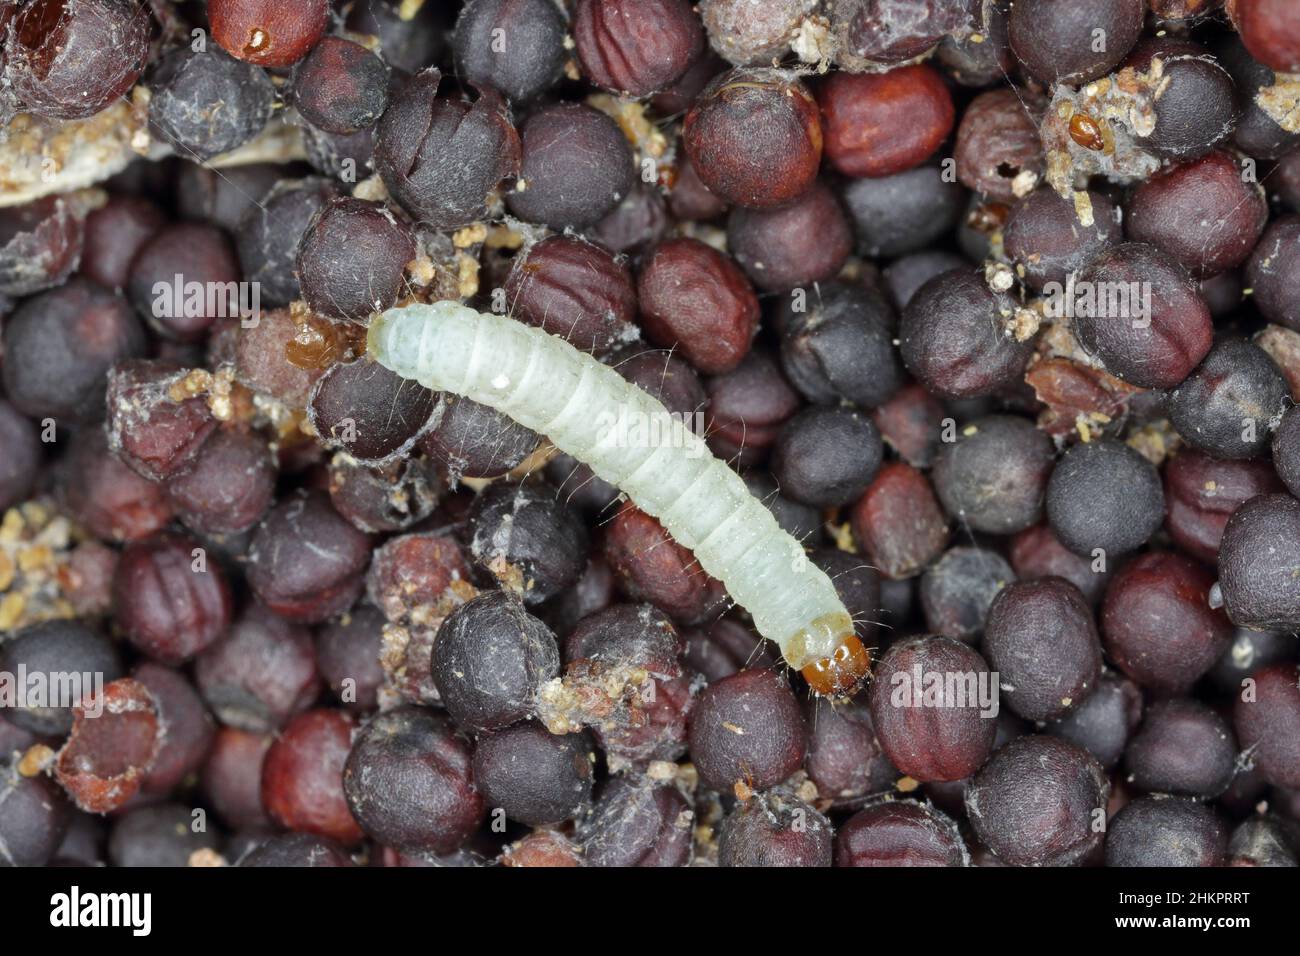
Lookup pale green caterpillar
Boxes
[367,300,868,695]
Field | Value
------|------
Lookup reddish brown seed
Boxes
[869,382,946,469]
[726,181,854,292]
[55,678,161,814]
[1233,663,1300,789]
[636,237,759,374]
[1232,0,1300,73]
[1008,524,1111,606]
[209,0,330,67]
[850,462,950,580]
[112,532,234,665]
[505,235,639,355]
[502,830,584,867]
[683,67,823,208]
[954,87,1046,203]
[572,0,705,97]
[201,727,273,831]
[868,635,999,782]
[365,532,475,626]
[262,709,365,846]
[1163,451,1285,565]
[835,800,969,867]
[105,361,218,481]
[59,431,174,543]
[235,308,331,409]
[603,504,727,625]
[819,64,955,178]
[1102,552,1233,694]
[1068,113,1106,151]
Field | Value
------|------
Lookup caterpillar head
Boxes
[801,633,871,698]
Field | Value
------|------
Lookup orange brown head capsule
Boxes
[801,634,871,697]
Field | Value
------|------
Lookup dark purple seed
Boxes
[1234,663,1300,790]
[1227,816,1299,867]
[201,727,273,831]
[1126,151,1268,278]
[717,791,832,867]
[148,48,275,160]
[1163,451,1284,565]
[307,357,439,464]
[472,722,594,825]
[726,182,853,292]
[1,278,145,424]
[452,0,568,103]
[1004,188,1122,293]
[506,102,633,230]
[420,395,539,481]
[165,428,278,536]
[315,606,387,712]
[965,735,1109,867]
[107,803,220,868]
[0,621,123,736]
[579,775,693,867]
[683,617,776,684]
[1217,495,1300,631]
[1168,340,1289,460]
[1105,796,1227,867]
[238,833,353,867]
[432,590,560,734]
[771,406,882,508]
[1126,39,1237,161]
[247,491,372,624]
[0,399,40,511]
[932,415,1055,535]
[1125,698,1237,799]
[843,164,967,259]
[983,577,1103,722]
[195,606,321,732]
[919,546,1015,643]
[899,269,1036,400]
[296,198,415,323]
[342,706,484,854]
[235,177,342,308]
[688,668,806,795]
[1007,0,1144,86]
[0,761,72,866]
[805,695,896,805]
[1046,438,1164,558]
[835,800,969,867]
[1046,671,1144,770]
[292,36,390,135]
[468,482,588,605]
[778,283,902,410]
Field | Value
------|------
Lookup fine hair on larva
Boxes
[367,300,869,695]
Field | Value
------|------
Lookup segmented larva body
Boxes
[368,301,868,695]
